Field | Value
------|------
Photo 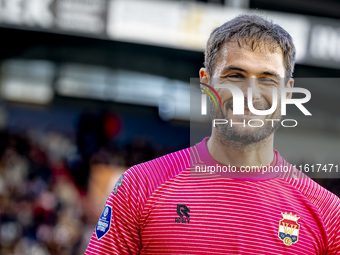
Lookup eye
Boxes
[228,74,245,80]
[258,78,277,85]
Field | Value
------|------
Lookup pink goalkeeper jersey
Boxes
[85,137,340,255]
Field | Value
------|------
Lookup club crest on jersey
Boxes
[278,212,300,246]
[95,205,112,240]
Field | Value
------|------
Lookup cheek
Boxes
[262,87,280,105]
[217,89,233,102]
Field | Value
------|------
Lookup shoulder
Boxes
[125,147,190,185]
[117,147,191,201]
[283,167,340,212]
[275,155,340,213]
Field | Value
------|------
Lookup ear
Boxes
[199,68,210,95]
[285,78,294,99]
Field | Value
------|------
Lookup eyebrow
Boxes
[221,65,246,73]
[221,65,281,78]
[261,71,281,78]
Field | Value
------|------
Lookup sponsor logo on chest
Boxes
[175,204,190,223]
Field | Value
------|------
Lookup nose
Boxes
[242,78,261,101]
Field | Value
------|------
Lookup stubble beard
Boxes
[210,98,282,148]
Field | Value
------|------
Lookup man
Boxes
[85,14,340,254]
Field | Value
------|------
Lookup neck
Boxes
[207,130,274,167]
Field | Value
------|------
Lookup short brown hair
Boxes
[204,14,296,80]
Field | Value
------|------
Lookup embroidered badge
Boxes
[113,174,124,195]
[95,205,112,240]
[278,212,300,246]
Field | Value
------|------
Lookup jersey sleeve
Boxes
[85,148,191,254]
[85,172,141,255]
[325,197,340,255]
[305,182,340,254]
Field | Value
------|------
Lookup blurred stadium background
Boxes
[0,0,340,254]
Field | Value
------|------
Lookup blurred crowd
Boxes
[0,129,90,255]
[0,118,169,255]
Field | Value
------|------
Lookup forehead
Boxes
[214,40,285,77]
